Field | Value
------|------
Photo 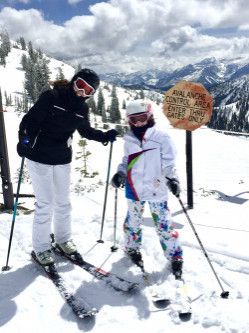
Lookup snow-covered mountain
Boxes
[100,57,249,91]
[100,55,249,134]
[209,74,249,107]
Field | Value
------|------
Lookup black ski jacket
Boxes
[18,86,109,165]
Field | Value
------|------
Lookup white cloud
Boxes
[1,0,249,73]
[238,24,249,31]
[67,0,84,4]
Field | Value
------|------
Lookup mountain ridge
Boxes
[99,56,249,92]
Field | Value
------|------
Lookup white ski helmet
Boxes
[126,99,152,117]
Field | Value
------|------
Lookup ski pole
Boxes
[110,188,118,252]
[97,139,114,243]
[177,195,229,299]
[2,156,26,271]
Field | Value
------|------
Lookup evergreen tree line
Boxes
[4,90,30,115]
[20,41,51,103]
[0,30,11,66]
[87,83,129,136]
[208,96,249,133]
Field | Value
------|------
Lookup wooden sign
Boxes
[163,81,213,131]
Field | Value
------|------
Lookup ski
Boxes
[148,278,192,320]
[174,277,192,320]
[136,264,191,320]
[31,251,98,318]
[50,236,138,292]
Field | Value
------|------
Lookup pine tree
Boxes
[122,99,126,109]
[75,64,82,73]
[110,84,121,123]
[28,41,33,58]
[56,66,65,80]
[22,90,29,113]
[4,91,12,106]
[24,58,37,102]
[38,57,51,92]
[0,30,11,55]
[101,104,108,129]
[87,96,97,114]
[19,37,26,50]
[24,53,51,102]
[97,87,105,116]
[0,29,11,66]
[75,139,99,178]
[139,90,145,99]
[35,48,43,61]
[28,41,36,62]
[0,48,6,66]
[21,54,28,71]
[115,124,127,137]
[15,167,30,184]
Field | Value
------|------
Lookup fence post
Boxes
[186,130,193,209]
[0,87,14,211]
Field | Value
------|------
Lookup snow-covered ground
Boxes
[1,107,249,333]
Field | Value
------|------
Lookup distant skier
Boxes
[17,69,117,266]
[111,99,183,278]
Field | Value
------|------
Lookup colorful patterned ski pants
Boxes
[124,199,183,260]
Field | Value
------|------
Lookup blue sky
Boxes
[1,0,249,74]
[0,0,105,24]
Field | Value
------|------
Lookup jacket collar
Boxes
[125,124,156,143]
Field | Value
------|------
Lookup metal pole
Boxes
[97,141,114,243]
[0,87,14,211]
[177,196,229,298]
[186,130,193,209]
[2,157,25,271]
[111,188,118,252]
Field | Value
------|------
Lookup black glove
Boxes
[166,177,180,197]
[111,171,126,188]
[17,130,32,157]
[103,129,118,145]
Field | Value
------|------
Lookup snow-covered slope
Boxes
[1,42,249,333]
[0,46,75,100]
[1,107,249,332]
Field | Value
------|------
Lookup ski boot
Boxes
[36,249,55,265]
[171,258,183,280]
[57,239,78,255]
[51,234,84,265]
[126,249,144,270]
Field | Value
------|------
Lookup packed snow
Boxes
[1,46,249,333]
[1,110,249,332]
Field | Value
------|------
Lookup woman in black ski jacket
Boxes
[17,68,117,265]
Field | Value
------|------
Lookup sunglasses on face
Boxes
[127,112,152,126]
[74,77,95,96]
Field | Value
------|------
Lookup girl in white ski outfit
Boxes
[111,100,183,276]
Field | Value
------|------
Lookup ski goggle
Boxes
[73,77,95,96]
[127,105,152,126]
[127,112,152,126]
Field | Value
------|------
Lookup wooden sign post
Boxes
[0,88,14,210]
[163,81,213,208]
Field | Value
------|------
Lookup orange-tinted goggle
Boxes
[74,77,95,96]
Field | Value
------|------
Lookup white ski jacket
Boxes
[118,125,178,201]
